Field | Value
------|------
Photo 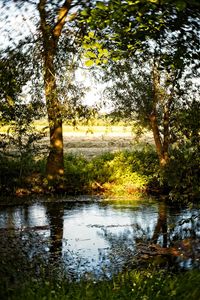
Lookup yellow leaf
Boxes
[85,60,94,67]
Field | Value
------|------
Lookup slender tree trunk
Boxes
[38,0,72,185]
[151,61,170,168]
[149,111,165,165]
[162,103,170,166]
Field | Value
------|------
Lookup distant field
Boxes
[45,126,153,158]
[0,121,154,158]
[33,119,135,135]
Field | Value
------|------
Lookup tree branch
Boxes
[37,0,49,37]
[53,0,72,38]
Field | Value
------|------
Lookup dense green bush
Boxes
[0,154,46,194]
[160,143,200,202]
[63,148,159,196]
[63,154,92,194]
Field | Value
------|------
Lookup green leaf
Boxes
[88,31,95,38]
[175,0,187,11]
[85,51,96,58]
[96,1,107,10]
[93,42,102,49]
[85,60,94,67]
[95,58,101,64]
[80,9,88,16]
[82,43,90,50]
[102,49,109,56]
[148,0,159,3]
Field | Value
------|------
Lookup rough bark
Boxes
[38,0,72,184]
[162,103,170,166]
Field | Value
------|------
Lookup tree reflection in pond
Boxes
[0,198,200,284]
[152,202,168,247]
[46,202,64,261]
[96,201,200,271]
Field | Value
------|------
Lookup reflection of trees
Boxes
[152,202,168,247]
[96,228,137,275]
[137,202,200,267]
[0,200,200,286]
[98,202,200,271]
[45,202,64,261]
[96,222,154,274]
[45,201,84,274]
[0,202,67,295]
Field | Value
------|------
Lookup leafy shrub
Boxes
[161,143,200,202]
[64,154,92,194]
[62,149,159,196]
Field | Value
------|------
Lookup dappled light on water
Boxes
[0,197,200,279]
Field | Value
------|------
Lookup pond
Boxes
[0,196,200,281]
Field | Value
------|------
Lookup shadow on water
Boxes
[0,196,200,284]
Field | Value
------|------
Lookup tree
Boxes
[82,0,200,167]
[1,0,93,189]
[37,0,72,184]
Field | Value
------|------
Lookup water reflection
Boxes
[46,203,64,260]
[152,202,168,247]
[0,198,200,279]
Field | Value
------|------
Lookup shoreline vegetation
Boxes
[2,268,200,300]
[0,122,199,202]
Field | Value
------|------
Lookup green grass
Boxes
[20,118,134,135]
[2,269,200,300]
[0,148,158,196]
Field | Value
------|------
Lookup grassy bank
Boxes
[0,147,159,197]
[0,117,199,201]
[2,268,200,300]
[0,144,200,201]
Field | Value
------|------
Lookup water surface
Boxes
[0,197,200,278]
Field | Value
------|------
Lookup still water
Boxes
[0,196,200,279]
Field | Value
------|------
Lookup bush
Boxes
[160,143,200,202]
[64,154,92,194]
[0,147,159,196]
[63,148,158,196]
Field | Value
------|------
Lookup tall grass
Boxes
[2,268,200,300]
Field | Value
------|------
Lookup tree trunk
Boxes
[38,0,72,185]
[151,61,170,168]
[149,111,165,166]
[162,103,170,166]
[44,48,64,182]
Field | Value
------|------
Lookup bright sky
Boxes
[0,0,104,109]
